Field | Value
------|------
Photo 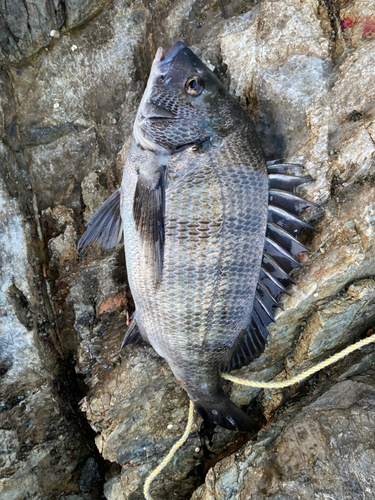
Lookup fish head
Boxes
[134,41,243,153]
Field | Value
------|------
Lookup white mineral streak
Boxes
[0,178,39,382]
[0,178,66,500]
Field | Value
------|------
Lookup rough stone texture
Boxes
[0,172,93,498]
[192,353,375,500]
[0,0,110,63]
[0,0,374,499]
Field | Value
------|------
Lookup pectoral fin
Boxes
[133,167,166,281]
[78,189,122,253]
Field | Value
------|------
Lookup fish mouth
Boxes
[142,42,188,121]
[154,46,166,63]
[156,41,186,68]
[142,103,176,121]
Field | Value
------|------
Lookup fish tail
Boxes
[194,391,259,432]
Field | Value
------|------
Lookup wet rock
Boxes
[0,0,374,499]
[0,176,91,499]
[192,355,375,500]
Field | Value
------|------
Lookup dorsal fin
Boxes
[224,161,316,372]
[78,189,123,253]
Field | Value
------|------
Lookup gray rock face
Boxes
[0,0,374,499]
[192,370,374,500]
[0,0,110,63]
[192,359,375,500]
[0,168,91,498]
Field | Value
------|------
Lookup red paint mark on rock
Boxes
[341,17,354,30]
[363,16,375,35]
[98,287,127,314]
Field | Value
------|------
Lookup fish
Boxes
[78,41,316,432]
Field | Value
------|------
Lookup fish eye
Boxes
[185,76,205,96]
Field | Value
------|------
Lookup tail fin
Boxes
[194,391,259,432]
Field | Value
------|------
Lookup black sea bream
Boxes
[79,41,316,431]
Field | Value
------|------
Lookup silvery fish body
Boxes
[79,42,315,430]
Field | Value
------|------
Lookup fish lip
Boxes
[144,41,187,120]
[142,103,177,121]
[154,46,166,63]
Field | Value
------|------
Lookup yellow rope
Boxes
[143,333,375,499]
[222,334,375,388]
[143,400,195,500]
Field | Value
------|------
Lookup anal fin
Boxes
[121,315,145,348]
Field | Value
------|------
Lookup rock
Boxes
[67,251,127,376]
[0,0,55,63]
[0,176,35,380]
[81,172,111,222]
[0,176,92,499]
[0,0,112,63]
[0,0,374,499]
[78,457,101,493]
[23,129,102,212]
[64,0,111,29]
[47,206,78,266]
[293,278,375,361]
[104,475,126,500]
[192,354,375,500]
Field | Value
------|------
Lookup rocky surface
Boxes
[0,0,374,499]
[192,353,375,500]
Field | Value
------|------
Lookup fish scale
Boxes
[78,41,316,431]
